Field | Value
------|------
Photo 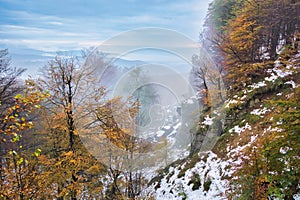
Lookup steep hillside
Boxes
[147,0,300,198]
[147,47,300,200]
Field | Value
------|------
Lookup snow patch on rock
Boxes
[202,115,214,126]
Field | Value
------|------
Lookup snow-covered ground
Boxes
[144,54,300,200]
[225,55,299,108]
[147,152,232,200]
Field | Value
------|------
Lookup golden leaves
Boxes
[86,165,101,175]
[64,151,74,157]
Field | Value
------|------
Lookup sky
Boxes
[0,0,212,76]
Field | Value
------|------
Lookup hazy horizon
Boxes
[0,0,212,77]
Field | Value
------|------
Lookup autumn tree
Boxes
[204,0,300,91]
[203,0,243,67]
[0,49,26,141]
[209,1,300,196]
[0,49,26,110]
[258,0,300,59]
[83,93,151,199]
[37,54,108,199]
[0,80,49,199]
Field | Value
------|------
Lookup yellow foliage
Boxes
[86,165,101,175]
[64,151,73,156]
[70,159,76,164]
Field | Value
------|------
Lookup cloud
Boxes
[0,0,211,72]
[48,21,64,26]
[0,24,87,37]
[1,10,65,25]
[0,38,102,52]
[164,0,211,13]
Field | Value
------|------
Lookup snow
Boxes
[276,119,283,125]
[263,126,284,134]
[250,107,271,117]
[184,151,189,157]
[294,194,300,200]
[225,99,238,108]
[213,110,220,116]
[285,93,294,99]
[265,73,278,82]
[264,58,295,83]
[153,152,231,200]
[265,59,294,83]
[184,98,195,104]
[226,56,298,112]
[286,64,292,69]
[279,146,293,155]
[187,99,194,104]
[227,134,258,158]
[285,80,299,88]
[273,67,294,77]
[202,115,214,126]
[229,123,252,135]
[167,130,177,139]
[261,52,270,60]
[274,60,282,67]
[240,95,247,100]
[173,122,182,130]
[163,125,171,130]
[156,130,165,137]
[276,40,286,54]
[248,81,267,89]
[146,53,300,199]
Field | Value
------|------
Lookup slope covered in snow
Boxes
[146,52,300,200]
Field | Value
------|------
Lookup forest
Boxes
[0,0,299,199]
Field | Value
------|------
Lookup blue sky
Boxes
[0,0,212,76]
